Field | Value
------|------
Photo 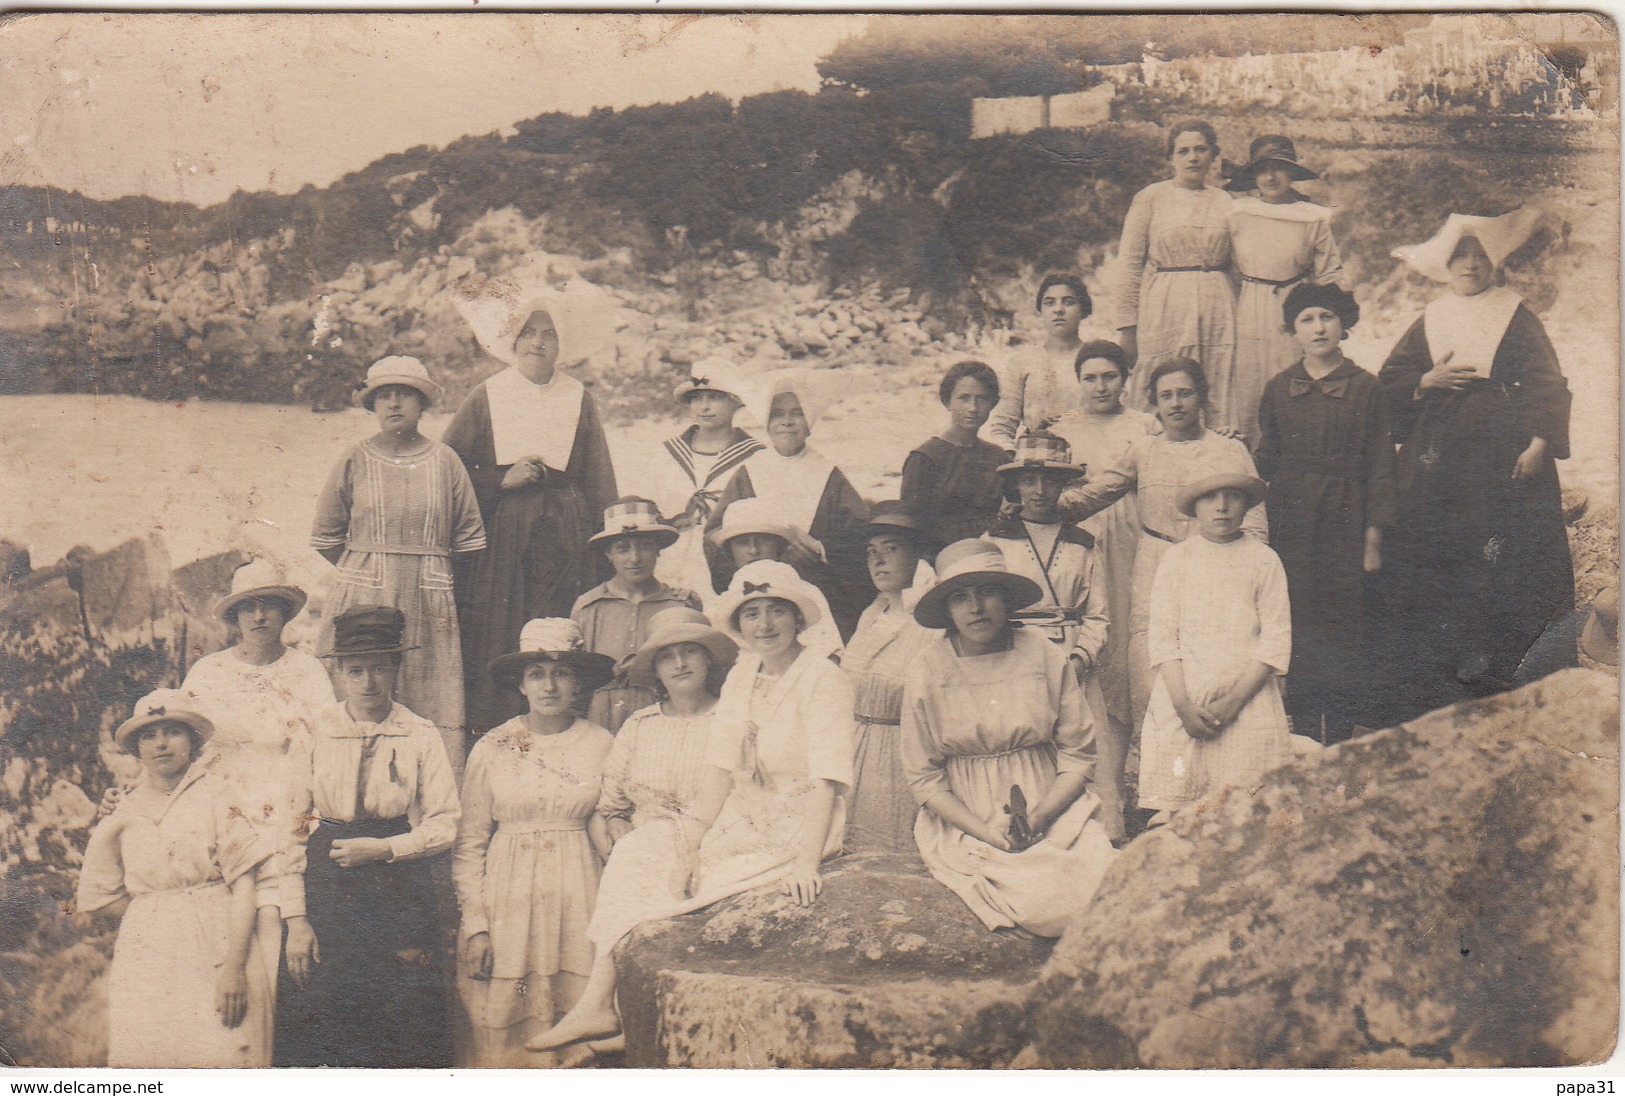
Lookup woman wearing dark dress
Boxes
[1256,283,1395,744]
[1376,210,1573,720]
[446,283,620,733]
[902,360,1008,547]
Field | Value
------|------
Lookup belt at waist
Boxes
[134,879,227,900]
[495,819,588,834]
[855,715,902,727]
[314,815,412,840]
[1238,271,1307,288]
[949,740,1058,763]
[342,543,450,557]
[1155,264,1225,274]
[1142,525,1179,544]
[1010,607,1085,625]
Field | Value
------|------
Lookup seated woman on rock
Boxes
[902,540,1115,938]
[529,560,854,1051]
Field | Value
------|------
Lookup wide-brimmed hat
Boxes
[1174,473,1268,518]
[454,273,621,368]
[1581,587,1619,667]
[995,433,1087,479]
[713,560,824,643]
[352,355,442,409]
[912,539,1043,630]
[625,606,739,691]
[674,356,751,405]
[1224,135,1320,193]
[487,617,616,691]
[708,496,816,556]
[322,604,417,659]
[114,688,215,753]
[588,497,680,549]
[1391,207,1543,284]
[212,558,308,624]
[857,500,941,560]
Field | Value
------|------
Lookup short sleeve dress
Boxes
[77,765,273,1067]
[454,718,613,1066]
[902,629,1114,938]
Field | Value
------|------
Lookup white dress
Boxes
[986,342,1087,448]
[77,765,273,1067]
[902,629,1115,938]
[1138,534,1292,811]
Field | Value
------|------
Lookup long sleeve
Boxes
[451,742,495,940]
[597,724,636,821]
[1238,446,1270,545]
[270,733,316,920]
[1061,437,1140,522]
[442,385,504,513]
[1254,549,1292,674]
[1070,548,1110,666]
[1113,185,1155,330]
[986,357,1031,450]
[801,661,856,792]
[1376,317,1432,444]
[385,730,462,864]
[1501,305,1572,459]
[310,452,354,553]
[573,390,619,518]
[1361,381,1398,530]
[901,666,953,806]
[446,452,488,554]
[76,814,128,913]
[1051,646,1098,781]
[1147,543,1184,670]
[900,447,939,521]
[1255,378,1283,483]
[1310,215,1345,288]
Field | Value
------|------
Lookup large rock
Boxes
[616,851,1050,1068]
[76,535,171,640]
[1025,669,1619,1069]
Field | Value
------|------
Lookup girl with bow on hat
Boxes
[1376,209,1573,717]
[454,619,616,1066]
[901,540,1115,937]
[1225,135,1346,448]
[534,607,739,1053]
[445,285,621,734]
[78,691,274,1066]
[1256,283,1396,745]
[637,357,767,599]
[313,356,487,775]
[529,561,853,1053]
[272,605,461,1068]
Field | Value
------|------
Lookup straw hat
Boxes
[1391,208,1543,284]
[856,500,941,560]
[995,433,1087,479]
[625,606,739,691]
[674,356,751,405]
[1224,135,1320,193]
[712,560,824,643]
[454,274,621,368]
[212,558,308,624]
[1580,587,1619,667]
[1174,473,1268,518]
[352,355,442,409]
[321,605,417,659]
[114,689,215,753]
[708,497,808,553]
[588,497,680,549]
[487,618,615,691]
[912,539,1043,630]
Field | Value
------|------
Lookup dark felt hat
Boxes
[322,604,417,659]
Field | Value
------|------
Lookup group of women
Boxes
[78,118,1577,1069]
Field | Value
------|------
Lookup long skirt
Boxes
[274,817,451,1069]
[846,718,919,854]
[1126,269,1236,416]
[108,883,272,1067]
[913,742,1114,938]
[1227,279,1300,447]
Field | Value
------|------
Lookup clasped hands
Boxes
[500,455,548,490]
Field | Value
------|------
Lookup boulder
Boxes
[1024,669,1620,1069]
[77,535,171,640]
[616,851,1050,1068]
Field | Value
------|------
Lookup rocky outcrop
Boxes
[615,851,1050,1068]
[1025,669,1620,1070]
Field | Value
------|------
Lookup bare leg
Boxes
[526,952,620,1051]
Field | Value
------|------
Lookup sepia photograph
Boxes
[0,8,1618,1076]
